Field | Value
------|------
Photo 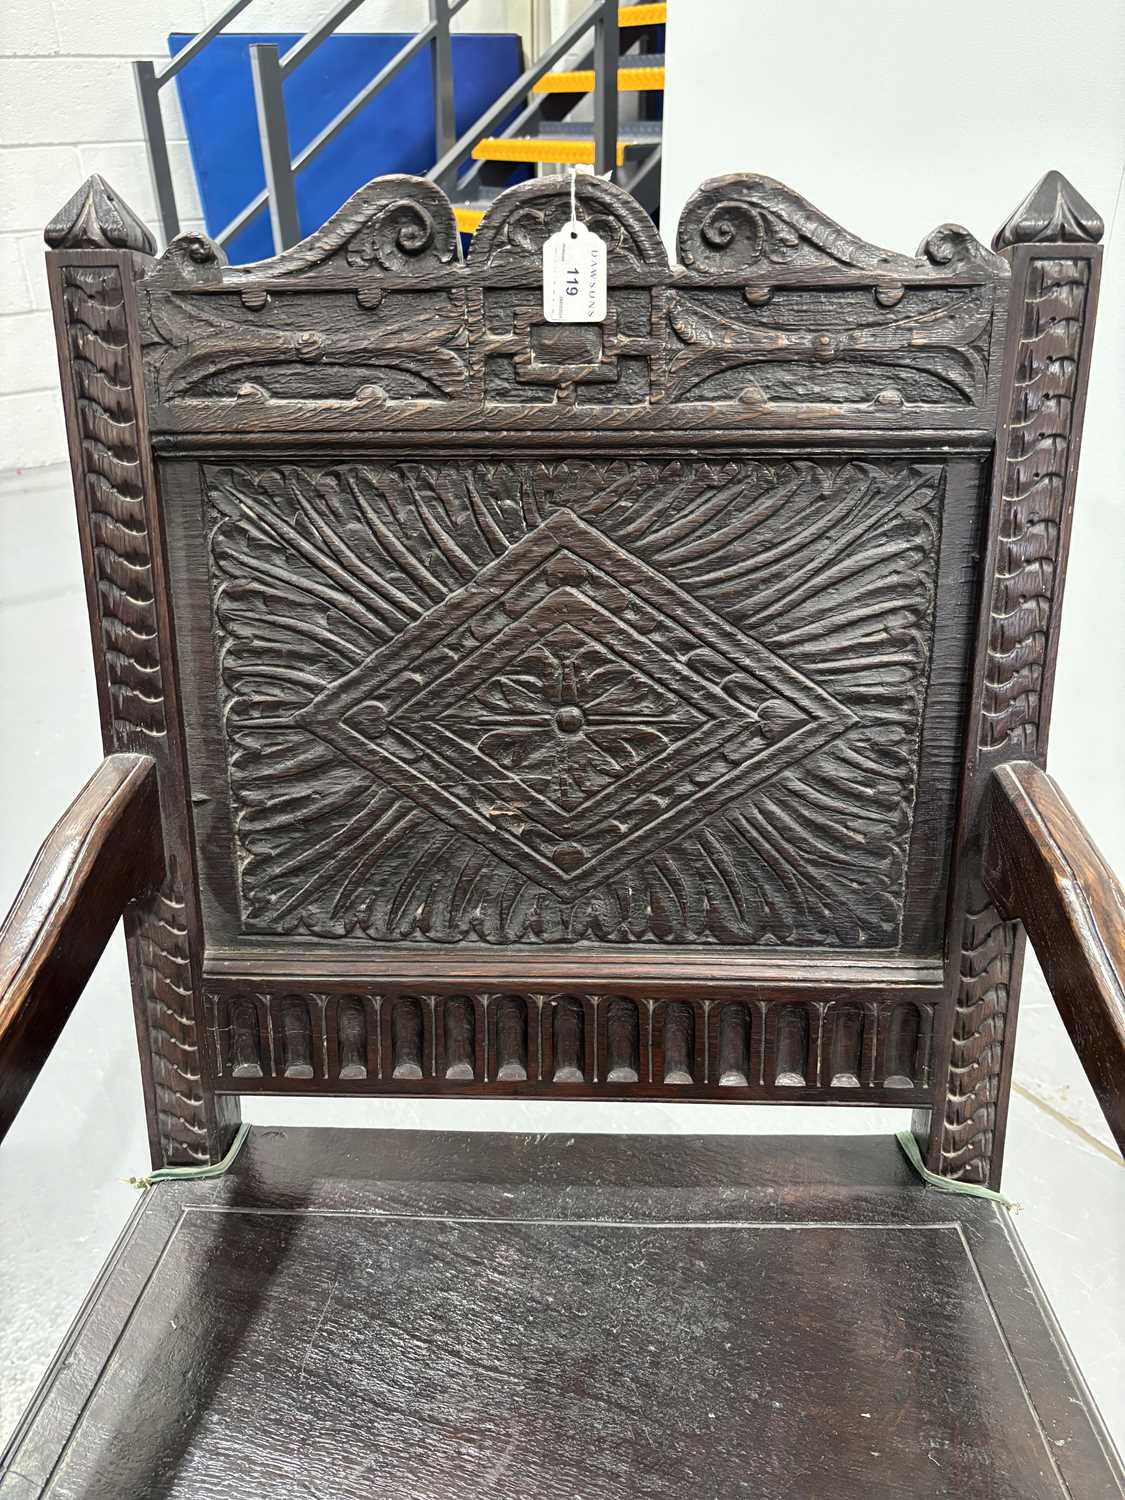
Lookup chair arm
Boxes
[0,754,163,1142]
[983,760,1125,1154]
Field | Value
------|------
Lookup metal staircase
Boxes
[134,1,665,258]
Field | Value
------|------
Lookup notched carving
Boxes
[62,265,165,739]
[941,888,1015,1180]
[53,250,212,1166]
[980,257,1091,755]
[131,881,210,1161]
[939,189,1102,1186]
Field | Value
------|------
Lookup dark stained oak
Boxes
[2,1128,1121,1500]
[984,760,1125,1152]
[46,188,239,1169]
[923,173,1104,1188]
[4,162,1120,1500]
[0,755,162,1141]
[32,165,1111,1185]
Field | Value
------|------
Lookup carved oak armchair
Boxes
[1,167,1122,1500]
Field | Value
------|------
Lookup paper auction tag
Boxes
[542,220,607,323]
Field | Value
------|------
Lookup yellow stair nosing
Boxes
[533,65,665,94]
[454,207,485,232]
[471,137,628,166]
[619,3,666,23]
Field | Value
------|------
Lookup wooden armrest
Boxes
[983,760,1125,1154]
[0,754,163,1142]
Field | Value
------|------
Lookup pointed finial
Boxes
[45,175,155,254]
[992,170,1104,251]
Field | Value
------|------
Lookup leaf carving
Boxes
[203,458,940,947]
[665,286,991,406]
[145,288,469,402]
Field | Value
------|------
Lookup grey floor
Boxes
[1,465,1122,1457]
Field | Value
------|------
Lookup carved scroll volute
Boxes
[676,173,1006,277]
[45,177,238,1168]
[668,174,1009,421]
[926,171,1104,1188]
[147,174,460,288]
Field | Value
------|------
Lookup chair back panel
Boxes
[42,169,1102,1175]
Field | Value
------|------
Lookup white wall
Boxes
[1,0,207,469]
[658,11,1125,1415]
[660,0,1125,871]
[0,0,524,473]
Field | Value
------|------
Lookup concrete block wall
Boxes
[0,0,521,473]
[1,0,211,470]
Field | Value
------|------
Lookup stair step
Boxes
[454,204,489,233]
[472,129,660,167]
[619,3,666,22]
[534,56,665,94]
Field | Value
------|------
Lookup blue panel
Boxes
[170,32,525,263]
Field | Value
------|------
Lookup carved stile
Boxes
[45,176,237,1166]
[929,173,1104,1186]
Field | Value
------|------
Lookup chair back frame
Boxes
[42,168,1103,1186]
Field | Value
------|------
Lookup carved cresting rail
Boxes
[43,168,1099,1178]
[134,170,1011,433]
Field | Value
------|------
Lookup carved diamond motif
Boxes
[300,511,852,897]
[206,458,943,945]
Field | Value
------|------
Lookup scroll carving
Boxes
[467,171,668,272]
[50,230,214,1165]
[44,168,1103,1168]
[150,175,458,284]
[677,173,1005,277]
[205,456,941,948]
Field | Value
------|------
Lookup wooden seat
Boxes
[4,1129,1121,1500]
[1,166,1122,1497]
